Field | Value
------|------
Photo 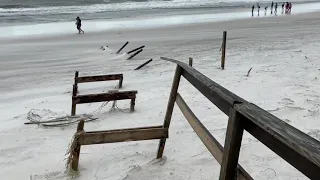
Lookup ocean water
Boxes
[1,0,319,26]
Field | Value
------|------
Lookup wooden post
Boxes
[221,31,227,70]
[71,71,79,116]
[127,49,143,60]
[219,107,244,180]
[156,65,182,159]
[74,71,79,94]
[189,57,193,67]
[119,76,123,89]
[71,120,85,171]
[130,98,135,112]
[116,41,129,54]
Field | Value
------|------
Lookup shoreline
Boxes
[1,4,320,179]
[1,2,320,40]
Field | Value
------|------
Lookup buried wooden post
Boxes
[71,120,85,171]
[71,71,79,116]
[127,49,143,60]
[134,59,153,70]
[127,45,145,54]
[221,31,227,70]
[130,98,136,112]
[116,41,129,54]
[119,76,123,89]
[156,65,183,159]
[189,57,193,67]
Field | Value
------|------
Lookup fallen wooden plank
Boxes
[127,45,145,54]
[175,93,253,180]
[76,74,123,83]
[116,41,129,54]
[127,49,143,60]
[78,126,168,145]
[134,59,153,70]
[73,90,137,104]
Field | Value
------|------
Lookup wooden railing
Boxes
[157,57,320,179]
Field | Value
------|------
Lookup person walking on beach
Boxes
[289,2,292,13]
[271,1,274,14]
[75,16,84,34]
[274,3,278,15]
[265,6,268,16]
[257,3,260,16]
[282,2,285,13]
[252,5,255,16]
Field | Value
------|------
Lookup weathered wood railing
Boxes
[158,57,320,179]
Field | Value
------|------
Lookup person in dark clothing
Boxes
[275,3,278,14]
[75,16,84,34]
[271,1,274,14]
[252,5,255,16]
[257,3,260,16]
[265,6,268,16]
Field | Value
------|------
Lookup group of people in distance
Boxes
[252,1,292,16]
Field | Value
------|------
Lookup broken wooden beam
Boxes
[127,45,145,54]
[134,59,153,70]
[73,90,137,104]
[127,49,143,60]
[116,41,129,54]
[78,126,168,145]
[76,74,123,84]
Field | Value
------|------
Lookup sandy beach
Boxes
[1,10,320,180]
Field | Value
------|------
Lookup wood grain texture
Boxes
[156,65,182,159]
[76,74,123,83]
[160,57,245,115]
[78,126,168,145]
[73,90,137,104]
[219,107,244,180]
[235,103,320,179]
[175,93,253,180]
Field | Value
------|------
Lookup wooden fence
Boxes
[157,57,320,179]
[71,71,137,115]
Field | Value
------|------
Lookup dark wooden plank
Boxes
[127,45,145,54]
[156,65,183,159]
[116,41,129,54]
[160,57,245,115]
[76,74,123,83]
[219,107,245,180]
[73,90,137,104]
[134,59,153,70]
[235,103,320,179]
[78,126,168,145]
[86,125,163,134]
[175,93,253,180]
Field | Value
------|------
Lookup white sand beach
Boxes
[1,8,320,180]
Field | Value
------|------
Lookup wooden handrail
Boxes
[161,57,320,179]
